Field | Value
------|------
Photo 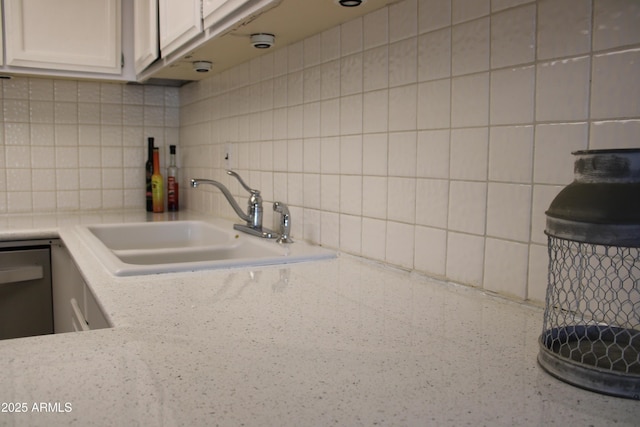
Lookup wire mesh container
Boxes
[538,149,640,399]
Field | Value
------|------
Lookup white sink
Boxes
[76,219,335,276]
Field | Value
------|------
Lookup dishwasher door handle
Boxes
[0,265,44,286]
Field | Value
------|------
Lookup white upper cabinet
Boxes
[0,6,4,66]
[202,0,249,29]
[134,0,159,74]
[159,0,202,58]
[4,0,122,74]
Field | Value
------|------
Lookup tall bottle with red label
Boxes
[167,145,179,211]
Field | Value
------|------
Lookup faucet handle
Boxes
[227,170,260,195]
[273,202,293,244]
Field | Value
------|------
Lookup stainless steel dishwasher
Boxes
[0,240,54,340]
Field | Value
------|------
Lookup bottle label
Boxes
[152,176,164,213]
[167,177,179,211]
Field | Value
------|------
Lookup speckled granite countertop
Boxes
[0,210,638,426]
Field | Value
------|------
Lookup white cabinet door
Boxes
[202,0,249,29]
[51,243,85,334]
[4,0,122,74]
[134,0,159,74]
[0,6,3,66]
[51,243,109,333]
[159,0,202,57]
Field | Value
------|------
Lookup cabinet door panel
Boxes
[134,0,159,73]
[5,0,121,74]
[159,0,202,57]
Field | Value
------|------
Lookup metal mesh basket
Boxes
[539,235,640,398]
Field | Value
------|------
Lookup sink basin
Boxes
[86,221,232,250]
[76,219,335,276]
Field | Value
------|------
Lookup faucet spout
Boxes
[190,179,251,223]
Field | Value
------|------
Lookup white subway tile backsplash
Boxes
[530,184,562,244]
[78,82,100,103]
[451,73,489,127]
[364,7,389,50]
[452,18,490,75]
[492,0,534,12]
[418,28,451,82]
[363,89,389,134]
[448,181,487,234]
[417,79,451,129]
[362,133,388,176]
[5,123,29,146]
[304,34,322,69]
[590,119,640,150]
[388,85,418,131]
[490,4,536,68]
[341,18,364,56]
[534,123,587,184]
[418,0,451,33]
[320,174,340,211]
[386,221,415,268]
[7,169,31,192]
[320,137,340,174]
[287,139,303,172]
[340,94,364,135]
[416,130,450,178]
[591,49,640,119]
[320,211,340,248]
[29,79,54,101]
[303,102,321,138]
[389,0,418,42]
[387,177,416,223]
[340,213,362,255]
[287,41,304,72]
[593,0,640,51]
[486,182,532,242]
[287,71,304,106]
[536,56,590,122]
[415,178,449,228]
[30,124,54,146]
[414,225,447,276]
[320,99,340,137]
[483,238,528,299]
[341,53,364,95]
[32,169,55,191]
[388,131,417,177]
[4,99,30,122]
[452,0,489,24]
[389,38,418,87]
[6,146,30,168]
[340,135,363,175]
[303,67,321,103]
[527,243,548,302]
[362,217,387,260]
[446,231,485,286]
[287,172,304,206]
[490,66,534,125]
[450,127,488,180]
[488,125,533,183]
[362,176,387,219]
[537,0,591,60]
[363,46,389,91]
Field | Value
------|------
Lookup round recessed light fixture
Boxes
[192,61,212,73]
[337,0,365,6]
[250,33,275,49]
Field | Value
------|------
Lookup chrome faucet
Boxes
[190,170,277,239]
